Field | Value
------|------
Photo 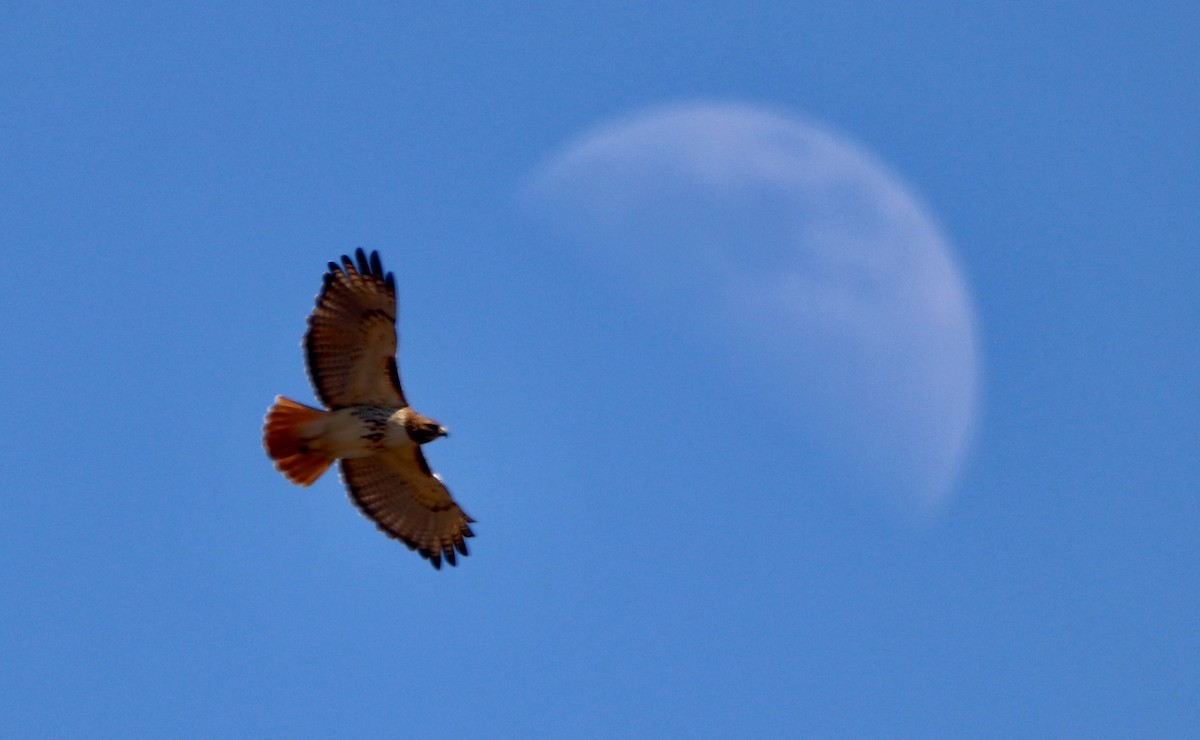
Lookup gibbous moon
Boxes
[523,102,980,515]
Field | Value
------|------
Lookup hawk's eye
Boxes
[412,423,444,444]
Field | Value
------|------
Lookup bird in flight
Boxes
[263,249,474,569]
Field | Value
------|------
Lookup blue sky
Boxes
[2,3,1197,736]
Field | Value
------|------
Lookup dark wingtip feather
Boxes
[369,250,383,278]
[428,552,442,570]
[444,547,457,567]
[327,261,341,275]
[455,539,469,556]
[355,248,370,275]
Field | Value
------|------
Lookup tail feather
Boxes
[264,396,333,486]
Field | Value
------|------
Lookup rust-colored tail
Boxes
[263,396,334,486]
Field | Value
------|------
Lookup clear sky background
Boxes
[2,3,1197,737]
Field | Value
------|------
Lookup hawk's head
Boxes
[399,408,449,445]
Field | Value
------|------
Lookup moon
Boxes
[522,102,980,516]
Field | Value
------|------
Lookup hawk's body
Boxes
[263,249,474,569]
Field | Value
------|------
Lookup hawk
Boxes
[263,249,474,569]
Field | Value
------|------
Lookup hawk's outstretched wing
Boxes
[340,449,475,569]
[305,249,406,409]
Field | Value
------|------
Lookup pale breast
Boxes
[310,405,403,459]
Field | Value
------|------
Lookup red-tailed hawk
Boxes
[263,249,474,569]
